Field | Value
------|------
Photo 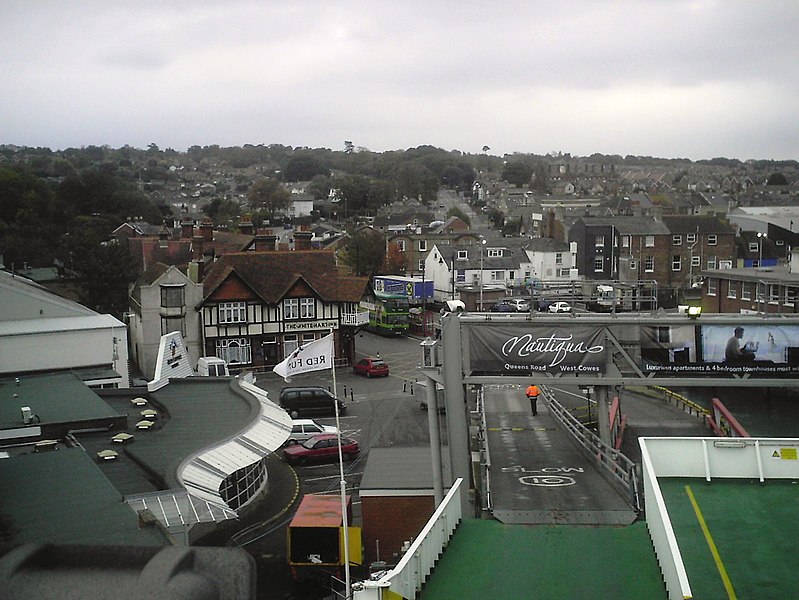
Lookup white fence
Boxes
[351,478,464,600]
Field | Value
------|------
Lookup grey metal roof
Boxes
[581,216,671,235]
[0,313,124,336]
[360,447,451,494]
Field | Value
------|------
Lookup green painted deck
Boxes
[659,477,799,599]
[419,519,667,600]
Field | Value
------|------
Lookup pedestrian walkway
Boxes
[484,385,637,525]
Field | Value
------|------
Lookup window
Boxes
[629,260,637,270]
[396,240,406,252]
[418,240,427,251]
[691,256,701,268]
[645,235,655,247]
[216,338,251,365]
[300,297,315,319]
[595,235,605,247]
[558,268,571,277]
[769,284,779,302]
[594,257,604,272]
[282,334,298,357]
[487,248,503,257]
[786,287,797,305]
[283,298,299,320]
[456,269,466,283]
[160,285,185,308]
[707,256,717,269]
[219,301,247,324]
[418,259,425,271]
[509,270,515,280]
[776,239,785,246]
[741,282,751,301]
[457,250,468,260]
[719,260,733,269]
[621,235,630,248]
[707,279,717,295]
[555,252,563,265]
[644,256,654,272]
[672,255,681,271]
[756,284,765,302]
[161,315,186,337]
[491,271,503,281]
[708,234,717,246]
[673,235,682,246]
[726,281,737,299]
[686,233,697,243]
[748,242,759,252]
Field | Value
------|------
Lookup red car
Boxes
[353,357,390,377]
[282,434,359,466]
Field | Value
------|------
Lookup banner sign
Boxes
[641,324,799,376]
[469,325,606,375]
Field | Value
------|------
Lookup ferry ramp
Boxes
[483,384,638,525]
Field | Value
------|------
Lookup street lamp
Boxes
[479,238,487,311]
[757,232,767,267]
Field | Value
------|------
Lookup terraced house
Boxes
[198,250,369,370]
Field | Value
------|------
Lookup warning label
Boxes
[771,448,798,460]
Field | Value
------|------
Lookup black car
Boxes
[489,300,515,313]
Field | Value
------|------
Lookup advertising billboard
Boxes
[641,324,799,376]
[469,325,606,375]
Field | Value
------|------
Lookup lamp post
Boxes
[757,232,767,267]
[421,258,427,337]
[479,237,487,311]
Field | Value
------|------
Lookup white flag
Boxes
[273,333,334,381]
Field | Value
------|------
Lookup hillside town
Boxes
[2,143,799,599]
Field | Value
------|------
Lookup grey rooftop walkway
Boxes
[484,384,637,525]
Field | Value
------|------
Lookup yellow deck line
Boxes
[685,485,737,600]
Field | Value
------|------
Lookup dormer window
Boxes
[457,250,468,260]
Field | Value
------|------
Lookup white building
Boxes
[0,270,130,388]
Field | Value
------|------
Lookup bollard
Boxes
[343,385,347,396]
[350,389,354,402]
[410,382,414,396]
[403,380,407,393]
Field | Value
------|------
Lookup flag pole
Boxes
[331,329,351,598]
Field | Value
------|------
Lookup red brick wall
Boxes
[361,495,435,565]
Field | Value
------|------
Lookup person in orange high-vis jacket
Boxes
[525,383,540,415]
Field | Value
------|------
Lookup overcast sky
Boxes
[2,1,798,161]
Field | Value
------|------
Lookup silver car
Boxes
[285,419,338,445]
[502,298,531,312]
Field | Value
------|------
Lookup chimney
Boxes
[255,234,277,251]
[192,235,204,261]
[239,219,254,235]
[200,220,213,242]
[294,231,312,250]
[188,259,204,283]
[180,219,194,239]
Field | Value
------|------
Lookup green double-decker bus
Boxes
[363,295,410,336]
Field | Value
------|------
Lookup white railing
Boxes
[351,478,464,600]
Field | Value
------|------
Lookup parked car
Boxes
[489,300,515,313]
[548,301,572,313]
[353,357,390,377]
[501,298,530,312]
[285,419,338,445]
[282,434,359,466]
[279,387,346,418]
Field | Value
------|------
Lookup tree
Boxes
[284,154,329,182]
[341,228,386,276]
[247,178,290,221]
[767,172,789,186]
[502,161,533,187]
[446,206,471,227]
[59,215,137,318]
[335,175,372,216]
